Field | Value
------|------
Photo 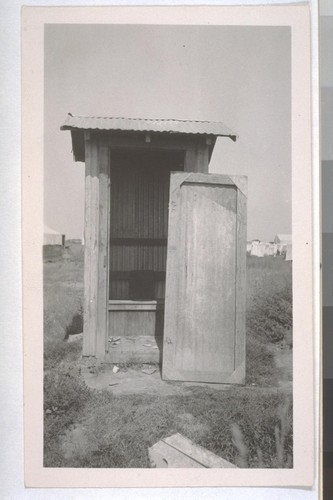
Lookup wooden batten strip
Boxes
[234,188,247,379]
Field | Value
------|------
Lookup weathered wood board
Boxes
[82,138,110,357]
[108,306,164,339]
[162,172,247,384]
[148,433,237,468]
[82,135,99,356]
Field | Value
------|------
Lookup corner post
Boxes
[235,184,247,382]
[96,145,109,357]
[82,132,100,356]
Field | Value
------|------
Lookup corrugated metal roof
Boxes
[60,114,237,140]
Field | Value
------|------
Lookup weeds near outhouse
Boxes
[44,254,293,468]
[231,394,292,468]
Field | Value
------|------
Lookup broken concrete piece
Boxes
[109,336,121,343]
[142,367,157,375]
[112,366,120,373]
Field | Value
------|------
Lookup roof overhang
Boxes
[61,114,237,163]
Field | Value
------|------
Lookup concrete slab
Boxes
[81,362,233,396]
[104,335,161,364]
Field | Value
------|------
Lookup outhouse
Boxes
[61,114,247,384]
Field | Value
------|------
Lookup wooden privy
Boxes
[61,115,247,384]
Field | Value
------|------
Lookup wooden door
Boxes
[162,172,247,384]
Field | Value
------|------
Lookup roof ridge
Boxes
[66,113,226,124]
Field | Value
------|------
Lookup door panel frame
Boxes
[162,172,247,384]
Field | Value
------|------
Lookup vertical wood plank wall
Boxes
[108,150,173,300]
[82,132,212,358]
[184,143,209,173]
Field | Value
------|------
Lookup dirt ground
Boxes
[77,336,292,397]
[81,358,232,396]
[60,337,292,466]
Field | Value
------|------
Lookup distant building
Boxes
[250,240,264,257]
[274,234,292,245]
[274,234,292,258]
[249,240,277,257]
[43,225,65,246]
[266,243,277,256]
[67,238,83,245]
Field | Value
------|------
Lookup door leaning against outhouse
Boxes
[162,172,247,384]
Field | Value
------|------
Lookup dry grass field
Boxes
[44,247,293,468]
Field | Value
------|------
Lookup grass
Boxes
[246,256,293,386]
[43,252,293,468]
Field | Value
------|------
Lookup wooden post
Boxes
[82,134,100,356]
[195,142,209,173]
[184,149,197,172]
[96,145,109,357]
[234,187,247,381]
[184,141,209,173]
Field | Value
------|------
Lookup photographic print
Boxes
[22,5,314,488]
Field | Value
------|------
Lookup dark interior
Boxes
[109,148,185,300]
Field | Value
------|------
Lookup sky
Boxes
[44,24,291,241]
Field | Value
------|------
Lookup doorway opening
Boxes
[107,148,185,363]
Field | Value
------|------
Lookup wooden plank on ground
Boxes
[148,433,237,468]
[149,440,204,468]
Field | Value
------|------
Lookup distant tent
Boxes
[250,241,277,257]
[43,225,65,246]
[258,242,268,256]
[266,243,277,256]
[251,240,265,257]
[274,234,292,259]
[274,234,292,245]
[285,243,293,261]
